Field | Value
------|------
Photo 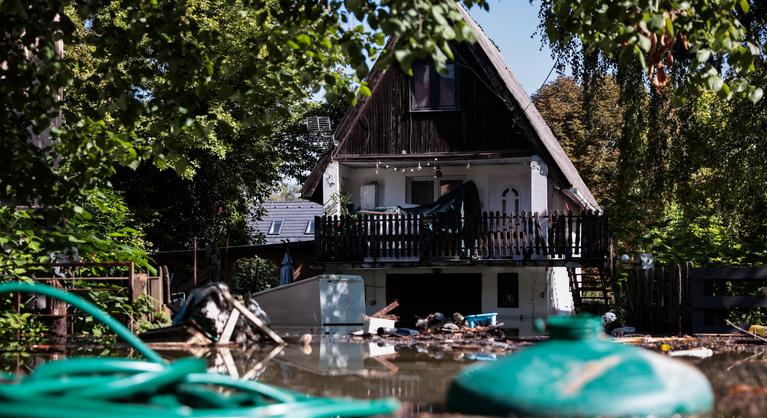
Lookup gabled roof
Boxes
[251,200,323,245]
[301,6,599,210]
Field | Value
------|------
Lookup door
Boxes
[386,273,482,327]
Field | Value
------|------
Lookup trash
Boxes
[465,352,497,361]
[154,282,281,345]
[668,347,713,359]
[428,312,447,328]
[371,301,400,321]
[395,328,420,337]
[727,319,767,343]
[446,315,714,417]
[415,318,429,329]
[365,316,396,334]
[464,313,497,328]
[601,311,620,333]
[452,312,465,326]
[748,324,767,337]
[377,327,397,336]
[442,323,460,333]
[729,384,767,396]
[610,326,636,336]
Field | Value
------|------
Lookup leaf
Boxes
[740,0,750,13]
[696,49,711,63]
[749,87,763,104]
[359,85,372,96]
[637,35,652,53]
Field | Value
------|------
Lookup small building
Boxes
[155,200,323,291]
[301,7,612,334]
[251,200,324,245]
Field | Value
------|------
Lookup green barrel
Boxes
[447,316,713,417]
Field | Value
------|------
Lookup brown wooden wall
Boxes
[337,44,533,157]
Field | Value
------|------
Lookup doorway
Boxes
[386,273,482,327]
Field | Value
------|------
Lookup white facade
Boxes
[317,155,584,335]
[335,266,573,335]
[332,156,580,215]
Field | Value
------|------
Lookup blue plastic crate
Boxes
[464,313,497,328]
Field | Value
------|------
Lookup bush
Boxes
[230,257,278,295]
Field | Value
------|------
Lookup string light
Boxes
[374,159,442,176]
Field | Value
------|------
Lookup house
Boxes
[251,200,324,245]
[300,7,611,334]
[155,200,324,291]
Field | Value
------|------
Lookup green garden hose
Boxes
[0,282,399,418]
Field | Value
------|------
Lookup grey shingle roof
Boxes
[251,200,323,245]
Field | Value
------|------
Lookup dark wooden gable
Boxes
[335,42,533,158]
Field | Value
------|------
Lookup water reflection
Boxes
[2,340,766,417]
[198,337,487,415]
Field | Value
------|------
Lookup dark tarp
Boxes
[403,180,481,222]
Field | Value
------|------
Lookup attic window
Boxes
[411,62,457,111]
[268,220,283,235]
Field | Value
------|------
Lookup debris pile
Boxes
[141,282,285,346]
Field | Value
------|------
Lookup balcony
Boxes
[314,211,611,267]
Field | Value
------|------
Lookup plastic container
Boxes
[364,316,396,334]
[447,315,713,417]
[464,313,497,328]
[748,324,767,336]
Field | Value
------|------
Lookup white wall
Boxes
[335,265,574,336]
[338,160,542,212]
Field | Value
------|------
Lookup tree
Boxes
[538,0,766,103]
[532,76,621,205]
[1,0,491,276]
[534,1,767,266]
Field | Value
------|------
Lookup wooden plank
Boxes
[496,212,502,257]
[566,210,573,257]
[574,213,581,255]
[690,267,767,281]
[533,212,541,255]
[692,296,767,309]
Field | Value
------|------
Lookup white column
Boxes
[530,155,548,215]
[323,160,341,216]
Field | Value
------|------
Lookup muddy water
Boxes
[3,338,766,417]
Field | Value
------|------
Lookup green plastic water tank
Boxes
[447,316,713,417]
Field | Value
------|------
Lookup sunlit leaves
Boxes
[538,0,766,102]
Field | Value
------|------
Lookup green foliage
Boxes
[0,312,49,347]
[532,76,621,206]
[536,2,767,272]
[230,257,279,295]
[639,205,767,266]
[538,0,766,102]
[1,0,492,275]
[324,192,354,216]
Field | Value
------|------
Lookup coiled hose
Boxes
[0,282,399,417]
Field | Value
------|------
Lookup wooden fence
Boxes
[626,264,767,334]
[315,210,609,265]
[690,267,767,333]
[626,263,692,334]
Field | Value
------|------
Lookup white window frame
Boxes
[268,220,284,235]
[501,185,521,214]
[406,176,465,204]
[305,219,315,235]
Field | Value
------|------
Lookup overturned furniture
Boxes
[140,282,284,347]
[252,274,366,334]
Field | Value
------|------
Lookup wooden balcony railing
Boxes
[314,211,610,265]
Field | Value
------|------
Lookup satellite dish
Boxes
[305,116,332,133]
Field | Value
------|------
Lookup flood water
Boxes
[3,337,767,417]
